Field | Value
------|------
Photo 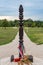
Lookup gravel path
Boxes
[0,31,43,65]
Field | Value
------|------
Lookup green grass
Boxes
[24,27,43,45]
[0,27,18,45]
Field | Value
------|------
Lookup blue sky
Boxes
[0,0,43,20]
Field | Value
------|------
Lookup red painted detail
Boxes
[13,58,21,62]
[18,43,23,57]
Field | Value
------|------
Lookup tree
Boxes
[31,22,36,27]
[14,20,19,27]
[28,19,33,27]
[2,19,8,29]
[36,21,41,27]
[41,22,43,27]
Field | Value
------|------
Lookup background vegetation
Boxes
[0,27,18,45]
[0,19,43,27]
[0,18,43,45]
[24,27,43,45]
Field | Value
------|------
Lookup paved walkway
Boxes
[0,31,43,59]
[1,56,43,65]
[0,31,43,65]
[24,32,43,59]
[0,32,19,59]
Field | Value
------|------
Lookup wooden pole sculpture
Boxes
[19,4,25,59]
[11,5,33,65]
[11,4,25,62]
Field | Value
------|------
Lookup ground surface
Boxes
[0,32,43,65]
[24,27,43,45]
[0,27,18,45]
[0,31,43,59]
[1,56,43,65]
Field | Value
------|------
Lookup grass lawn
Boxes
[0,27,18,45]
[24,27,43,45]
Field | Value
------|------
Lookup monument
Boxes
[11,5,33,65]
[19,4,24,58]
[11,5,25,62]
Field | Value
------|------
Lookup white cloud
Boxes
[24,15,43,21]
[0,16,19,20]
[0,16,43,21]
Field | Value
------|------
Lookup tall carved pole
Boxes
[19,5,24,58]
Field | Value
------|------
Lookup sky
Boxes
[0,0,43,20]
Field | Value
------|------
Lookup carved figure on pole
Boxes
[19,4,25,58]
[11,5,33,65]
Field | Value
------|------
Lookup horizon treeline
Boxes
[0,19,43,27]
